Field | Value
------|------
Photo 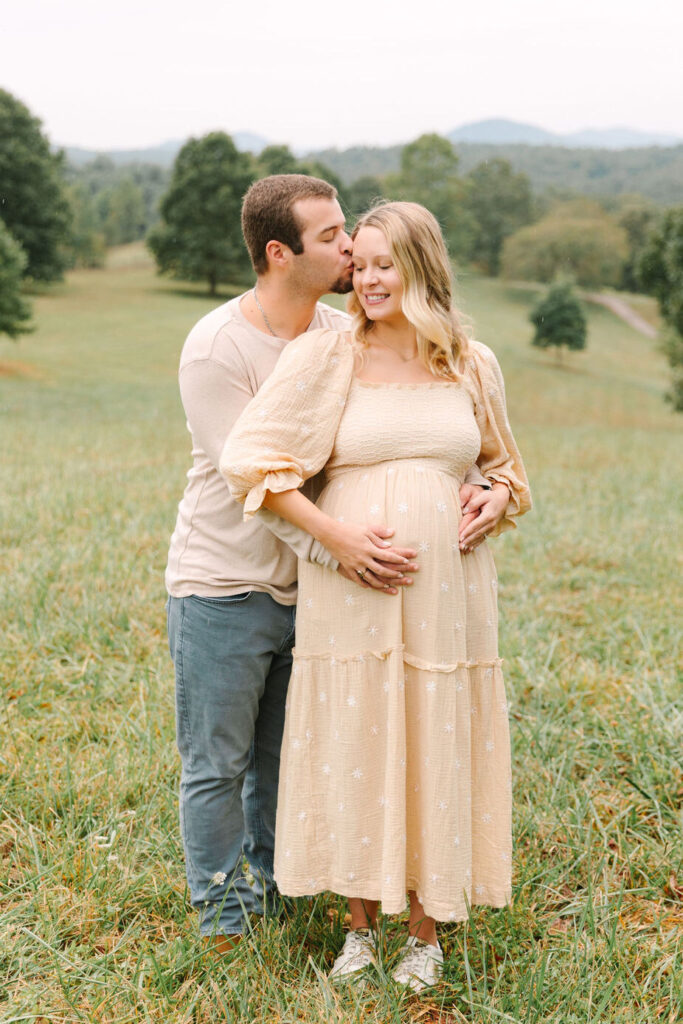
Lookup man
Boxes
[165,174,496,951]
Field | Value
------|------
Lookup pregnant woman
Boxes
[221,201,531,991]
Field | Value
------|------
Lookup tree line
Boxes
[1,88,681,408]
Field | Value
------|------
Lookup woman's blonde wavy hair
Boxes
[347,201,470,379]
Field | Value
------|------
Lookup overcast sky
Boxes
[4,0,682,152]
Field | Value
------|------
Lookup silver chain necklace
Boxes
[253,286,278,337]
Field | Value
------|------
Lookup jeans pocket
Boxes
[191,592,253,607]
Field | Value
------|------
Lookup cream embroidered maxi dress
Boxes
[221,329,531,922]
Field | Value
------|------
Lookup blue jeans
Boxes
[167,591,295,936]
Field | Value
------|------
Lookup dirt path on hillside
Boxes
[584,293,657,339]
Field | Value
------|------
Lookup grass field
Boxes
[1,246,681,1023]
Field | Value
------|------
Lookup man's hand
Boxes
[458,482,510,552]
[335,524,418,595]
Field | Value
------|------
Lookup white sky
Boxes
[3,0,682,151]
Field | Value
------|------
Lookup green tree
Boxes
[0,88,72,282]
[148,132,256,295]
[638,207,683,409]
[0,221,33,338]
[64,184,105,268]
[385,134,475,259]
[502,201,628,287]
[102,178,146,245]
[344,175,385,219]
[530,281,587,362]
[616,196,660,292]
[257,145,301,176]
[463,159,533,275]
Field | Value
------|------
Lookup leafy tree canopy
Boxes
[384,134,475,259]
[502,203,628,288]
[529,281,587,358]
[0,220,33,338]
[638,207,683,410]
[463,158,534,275]
[0,89,72,282]
[638,207,683,335]
[148,133,255,295]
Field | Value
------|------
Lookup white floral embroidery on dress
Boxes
[361,473,369,481]
[329,832,336,841]
[385,874,392,884]
[292,738,301,749]
[491,578,498,591]
[305,729,313,741]
[330,356,339,366]
[419,620,427,631]
[426,679,437,693]
[368,625,379,637]
[295,380,306,391]
[322,763,331,775]
[486,739,494,752]
[441,582,449,592]
[319,691,327,703]
[468,582,478,594]
[361,836,371,846]
[484,667,494,680]
[304,598,313,609]
[383,680,390,692]
[437,800,448,811]
[398,502,409,514]
[482,813,493,824]
[336,516,345,523]
[336,481,344,489]
[475,883,485,896]
[369,504,380,516]
[348,871,356,881]
[352,767,363,780]
[370,724,379,735]
[444,722,454,733]
[285,848,291,858]
[436,501,447,512]
[347,695,357,708]
[298,810,307,821]
[453,835,461,846]
[418,540,431,553]
[430,873,439,884]
[328,635,336,646]
[344,594,354,606]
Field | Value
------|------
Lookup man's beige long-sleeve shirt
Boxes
[165,295,351,606]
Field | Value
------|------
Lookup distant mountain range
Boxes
[62,132,270,167]
[60,119,681,168]
[446,118,681,149]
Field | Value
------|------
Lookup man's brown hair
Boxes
[241,174,337,275]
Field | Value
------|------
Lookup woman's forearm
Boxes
[263,488,339,549]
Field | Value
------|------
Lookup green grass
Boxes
[1,247,681,1022]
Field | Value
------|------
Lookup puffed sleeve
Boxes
[466,340,532,536]
[220,329,354,518]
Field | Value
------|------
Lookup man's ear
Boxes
[264,239,291,269]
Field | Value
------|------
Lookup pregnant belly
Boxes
[318,459,464,551]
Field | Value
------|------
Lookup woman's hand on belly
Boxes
[318,519,417,592]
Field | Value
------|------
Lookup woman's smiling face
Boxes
[352,226,405,325]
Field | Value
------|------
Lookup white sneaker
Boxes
[392,935,443,992]
[329,929,377,981]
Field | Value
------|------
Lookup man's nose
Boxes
[340,231,353,254]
